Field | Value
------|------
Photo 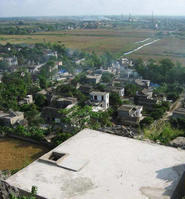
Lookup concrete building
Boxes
[134,89,159,110]
[106,86,125,97]
[0,111,24,126]
[117,104,144,126]
[19,95,33,105]
[135,79,150,88]
[89,91,109,112]
[42,97,77,124]
[86,74,102,84]
[172,108,185,120]
[5,129,185,199]
[4,56,18,67]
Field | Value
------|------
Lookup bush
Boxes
[144,124,184,144]
[140,117,154,128]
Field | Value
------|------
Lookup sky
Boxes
[0,0,185,17]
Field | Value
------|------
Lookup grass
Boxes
[0,28,153,54]
[1,28,185,65]
[144,122,184,144]
[0,138,48,170]
[129,37,185,65]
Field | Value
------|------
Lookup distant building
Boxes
[44,50,58,59]
[19,95,33,105]
[135,79,150,88]
[105,86,125,97]
[79,84,94,95]
[117,104,143,126]
[4,56,18,67]
[42,97,77,124]
[89,91,109,112]
[0,110,24,126]
[75,58,85,65]
[172,108,185,120]
[134,88,160,110]
[6,129,185,199]
[86,74,102,84]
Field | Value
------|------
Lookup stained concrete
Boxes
[6,129,185,199]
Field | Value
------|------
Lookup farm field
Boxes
[0,28,154,54]
[129,37,185,65]
[0,28,185,65]
[0,138,48,170]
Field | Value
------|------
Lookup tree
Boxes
[102,72,113,83]
[125,84,139,97]
[34,94,47,108]
[140,117,154,128]
[110,92,123,109]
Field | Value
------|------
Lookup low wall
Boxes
[7,134,53,149]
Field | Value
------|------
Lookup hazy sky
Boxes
[0,0,185,17]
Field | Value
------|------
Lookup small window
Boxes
[94,95,97,100]
[49,152,66,161]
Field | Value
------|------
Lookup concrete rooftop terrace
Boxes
[6,129,185,199]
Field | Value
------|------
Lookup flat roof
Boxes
[90,91,108,96]
[118,104,143,111]
[174,108,185,115]
[6,129,185,199]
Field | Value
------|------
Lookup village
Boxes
[0,43,184,147]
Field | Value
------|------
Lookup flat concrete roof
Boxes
[90,91,108,96]
[6,129,185,199]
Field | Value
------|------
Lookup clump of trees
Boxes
[0,72,32,111]
[135,58,185,85]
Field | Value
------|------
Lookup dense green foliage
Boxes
[170,117,185,131]
[0,125,47,141]
[125,83,140,97]
[144,123,184,144]
[0,72,32,110]
[148,101,170,120]
[140,116,154,128]
[101,72,113,83]
[135,58,185,85]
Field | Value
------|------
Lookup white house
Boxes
[4,56,18,67]
[89,91,109,112]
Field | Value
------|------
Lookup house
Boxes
[19,95,33,105]
[4,56,18,67]
[6,129,185,199]
[86,74,102,84]
[54,97,78,109]
[117,104,143,126]
[135,79,150,88]
[95,67,116,75]
[75,58,85,65]
[172,108,185,120]
[0,111,24,126]
[105,86,125,97]
[43,49,58,60]
[79,84,94,95]
[42,97,78,124]
[134,88,159,110]
[89,91,109,112]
